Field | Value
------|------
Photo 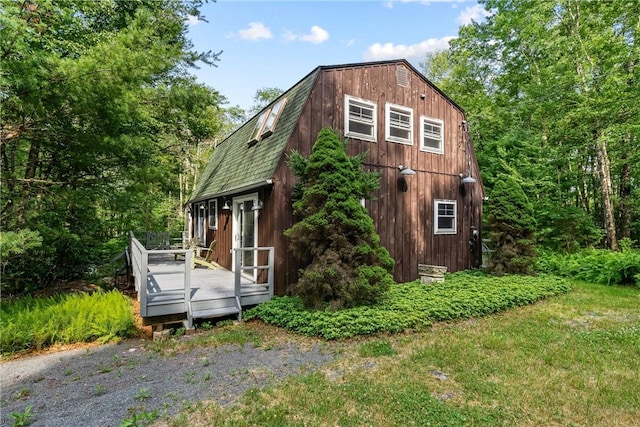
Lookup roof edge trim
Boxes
[188,179,273,204]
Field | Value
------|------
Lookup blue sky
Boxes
[187,0,489,111]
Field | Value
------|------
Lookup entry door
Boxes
[232,194,258,275]
[193,202,206,246]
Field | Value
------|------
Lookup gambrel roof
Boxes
[188,59,465,203]
[189,68,320,203]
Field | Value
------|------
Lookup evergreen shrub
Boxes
[486,175,537,275]
[285,128,394,309]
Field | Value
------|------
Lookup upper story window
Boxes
[208,199,217,230]
[345,95,377,142]
[434,199,457,234]
[261,98,287,137]
[386,103,413,145]
[420,116,444,154]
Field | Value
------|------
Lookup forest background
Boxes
[1,0,638,296]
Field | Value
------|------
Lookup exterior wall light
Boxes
[251,200,264,211]
[459,173,476,184]
[398,165,416,176]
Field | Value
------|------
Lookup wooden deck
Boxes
[130,232,274,329]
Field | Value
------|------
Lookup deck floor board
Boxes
[146,254,266,301]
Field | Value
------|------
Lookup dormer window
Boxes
[261,98,287,137]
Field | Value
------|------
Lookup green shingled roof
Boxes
[189,68,319,203]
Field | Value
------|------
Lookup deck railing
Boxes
[129,231,191,318]
[233,247,275,299]
[130,232,274,323]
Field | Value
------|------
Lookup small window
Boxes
[345,95,377,142]
[208,199,217,230]
[262,98,287,137]
[420,117,444,154]
[434,200,457,234]
[386,103,413,144]
[248,109,270,145]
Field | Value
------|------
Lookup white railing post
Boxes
[268,247,274,298]
[234,248,242,298]
[139,246,148,318]
[184,249,192,328]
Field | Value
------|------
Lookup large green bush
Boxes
[486,175,537,275]
[285,128,394,309]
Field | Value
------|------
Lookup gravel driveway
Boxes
[1,335,336,427]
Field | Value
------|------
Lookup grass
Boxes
[165,281,639,427]
[1,290,135,356]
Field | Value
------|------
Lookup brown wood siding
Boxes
[275,63,482,287]
[218,61,482,294]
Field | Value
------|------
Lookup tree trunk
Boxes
[595,139,618,250]
[618,149,631,240]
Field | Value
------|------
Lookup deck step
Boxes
[191,306,240,319]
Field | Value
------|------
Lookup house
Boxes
[187,59,484,295]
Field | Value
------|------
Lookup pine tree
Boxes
[285,128,395,309]
[486,175,537,275]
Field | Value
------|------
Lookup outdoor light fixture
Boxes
[251,200,264,211]
[459,173,476,184]
[199,204,206,210]
[222,199,231,210]
[398,165,416,176]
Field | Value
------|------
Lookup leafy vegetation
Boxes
[423,0,640,249]
[537,248,640,286]
[1,291,135,356]
[486,175,537,275]
[0,0,225,295]
[285,128,395,309]
[246,272,572,339]
[168,282,640,427]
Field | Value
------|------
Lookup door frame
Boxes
[231,193,259,275]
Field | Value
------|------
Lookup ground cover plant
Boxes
[537,247,640,286]
[166,281,640,427]
[246,272,572,339]
[1,290,135,356]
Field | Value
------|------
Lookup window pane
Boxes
[438,217,454,230]
[350,120,374,136]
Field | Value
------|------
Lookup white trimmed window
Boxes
[345,95,377,142]
[386,103,413,144]
[434,200,457,234]
[420,116,444,154]
[208,199,217,230]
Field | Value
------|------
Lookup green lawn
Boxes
[167,281,640,426]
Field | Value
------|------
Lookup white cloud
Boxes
[285,25,330,44]
[364,36,455,61]
[186,15,200,26]
[456,5,491,25]
[238,22,273,41]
